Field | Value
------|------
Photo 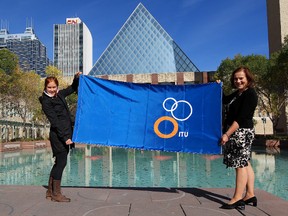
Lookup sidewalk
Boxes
[0,185,287,216]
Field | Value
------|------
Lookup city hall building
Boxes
[89,3,206,85]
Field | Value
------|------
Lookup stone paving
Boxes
[0,185,287,216]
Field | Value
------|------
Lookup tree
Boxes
[0,70,9,95]
[0,49,19,123]
[8,70,42,136]
[0,48,19,75]
[257,36,288,134]
[0,49,19,98]
[214,54,268,94]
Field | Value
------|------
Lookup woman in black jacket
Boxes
[39,72,81,202]
[219,67,258,210]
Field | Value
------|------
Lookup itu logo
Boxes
[154,97,193,139]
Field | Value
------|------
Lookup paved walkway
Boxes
[0,185,287,216]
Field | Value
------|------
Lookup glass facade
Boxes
[54,18,93,77]
[54,23,82,77]
[89,3,200,76]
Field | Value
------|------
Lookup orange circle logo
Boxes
[154,116,178,138]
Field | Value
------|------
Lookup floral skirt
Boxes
[223,128,255,168]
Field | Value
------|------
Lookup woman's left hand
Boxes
[75,71,82,77]
[66,139,73,145]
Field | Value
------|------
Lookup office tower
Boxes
[54,18,93,77]
[0,26,49,77]
[89,3,200,76]
[266,0,288,134]
[266,0,288,55]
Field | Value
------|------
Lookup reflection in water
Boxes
[0,145,287,201]
[252,147,288,201]
[0,149,52,185]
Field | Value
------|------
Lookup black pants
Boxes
[50,151,68,180]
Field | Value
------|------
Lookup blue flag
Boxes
[73,75,222,154]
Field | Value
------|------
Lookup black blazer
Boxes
[39,76,79,155]
[223,87,258,129]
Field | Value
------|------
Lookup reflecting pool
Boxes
[0,145,287,201]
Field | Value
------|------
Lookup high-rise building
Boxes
[266,0,288,55]
[266,0,288,134]
[0,27,49,77]
[89,3,200,76]
[54,18,93,77]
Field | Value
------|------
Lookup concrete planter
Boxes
[0,142,22,152]
[0,140,51,152]
[21,140,50,149]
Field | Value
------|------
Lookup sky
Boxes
[0,0,269,71]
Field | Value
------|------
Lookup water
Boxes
[0,145,287,201]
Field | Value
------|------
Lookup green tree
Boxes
[45,65,62,77]
[257,36,288,133]
[0,70,9,95]
[8,70,42,134]
[0,49,19,124]
[0,49,18,97]
[215,54,268,94]
[0,48,19,75]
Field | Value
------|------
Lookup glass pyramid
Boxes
[89,3,200,76]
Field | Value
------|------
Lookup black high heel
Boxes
[244,196,257,207]
[220,199,245,210]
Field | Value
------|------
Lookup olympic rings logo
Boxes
[154,97,193,139]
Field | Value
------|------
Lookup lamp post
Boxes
[259,113,266,137]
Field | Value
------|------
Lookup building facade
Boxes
[266,0,288,55]
[266,0,288,134]
[54,18,93,78]
[0,27,49,77]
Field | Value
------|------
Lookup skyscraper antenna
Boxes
[26,17,33,28]
[0,19,9,30]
